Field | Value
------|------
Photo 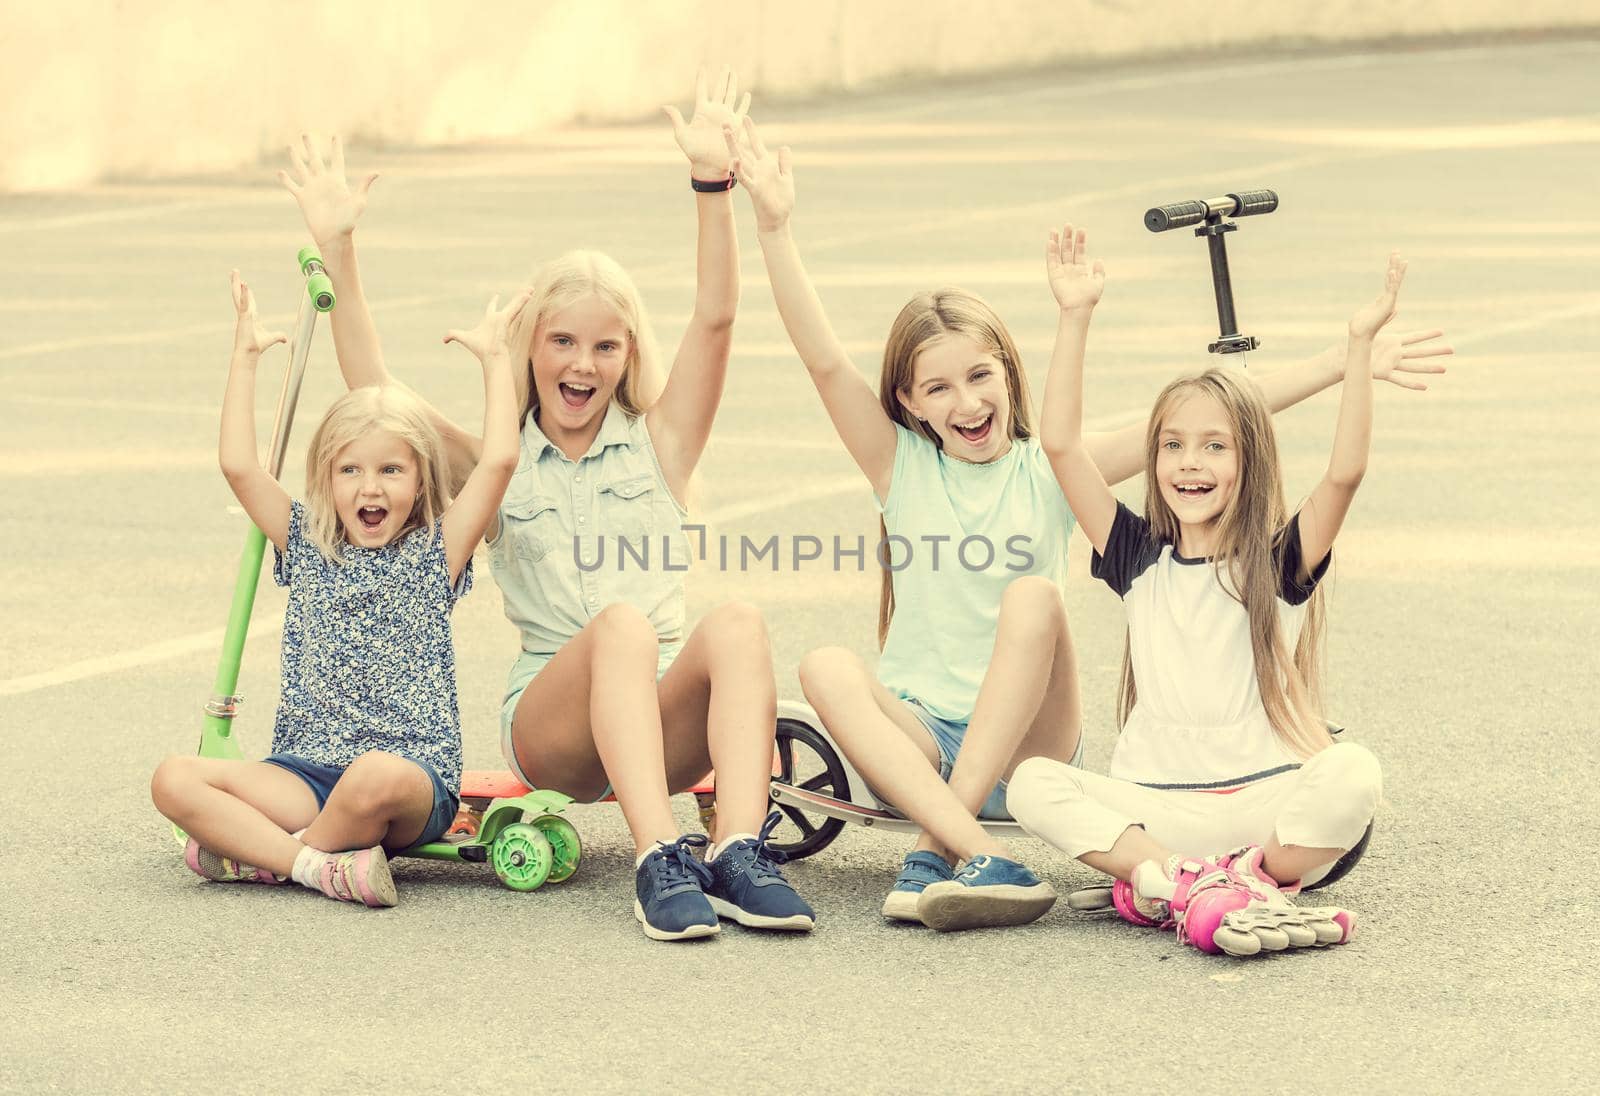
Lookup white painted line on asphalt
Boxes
[0,291,459,364]
[1445,298,1600,348]
[0,393,215,417]
[0,614,286,698]
[1,448,214,477]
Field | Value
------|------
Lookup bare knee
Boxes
[150,754,203,815]
[332,752,426,818]
[697,601,771,664]
[798,646,866,708]
[997,576,1066,643]
[591,603,659,663]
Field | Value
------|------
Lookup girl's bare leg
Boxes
[656,602,776,842]
[508,604,679,854]
[150,756,319,877]
[799,647,1006,862]
[927,576,1083,859]
[300,751,439,853]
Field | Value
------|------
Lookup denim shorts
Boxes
[897,697,1087,821]
[263,753,459,848]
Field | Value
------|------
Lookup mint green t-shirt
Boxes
[874,424,1077,722]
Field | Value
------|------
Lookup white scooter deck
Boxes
[769,780,1026,837]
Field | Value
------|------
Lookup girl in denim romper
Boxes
[284,74,815,941]
[725,121,1448,933]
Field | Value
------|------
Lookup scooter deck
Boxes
[458,769,715,807]
[769,781,1025,837]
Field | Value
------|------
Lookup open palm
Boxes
[1046,224,1105,311]
[664,68,751,179]
[279,134,377,245]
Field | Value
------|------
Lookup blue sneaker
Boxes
[704,812,816,931]
[915,854,1056,932]
[882,850,955,923]
[634,834,720,941]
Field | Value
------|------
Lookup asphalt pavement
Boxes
[2,36,1598,1095]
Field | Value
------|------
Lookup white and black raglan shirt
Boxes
[1089,502,1331,791]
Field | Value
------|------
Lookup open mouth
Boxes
[357,505,388,531]
[559,381,596,410]
[952,413,993,446]
[1173,482,1215,502]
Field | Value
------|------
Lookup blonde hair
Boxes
[507,250,665,429]
[875,288,1035,647]
[302,385,452,563]
[1119,366,1331,759]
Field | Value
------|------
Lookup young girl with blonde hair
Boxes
[150,272,527,908]
[1006,226,1401,957]
[280,71,816,941]
[725,120,1444,933]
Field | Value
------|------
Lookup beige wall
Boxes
[4,0,1596,191]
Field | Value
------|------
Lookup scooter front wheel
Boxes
[491,823,553,892]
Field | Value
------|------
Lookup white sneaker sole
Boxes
[633,899,721,941]
[917,881,1057,932]
[707,896,815,931]
[881,889,924,923]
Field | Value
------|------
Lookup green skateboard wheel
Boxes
[532,815,582,884]
[491,822,553,891]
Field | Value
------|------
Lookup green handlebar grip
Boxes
[297,245,336,312]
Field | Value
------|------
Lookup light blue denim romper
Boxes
[489,406,689,789]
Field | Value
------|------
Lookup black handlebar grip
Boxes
[1145,200,1209,233]
[1226,189,1278,218]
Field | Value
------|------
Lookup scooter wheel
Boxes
[491,822,553,892]
[769,717,849,861]
[532,815,582,884]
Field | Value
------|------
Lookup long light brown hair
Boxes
[875,288,1035,647]
[303,385,451,563]
[1120,367,1331,758]
[507,250,665,430]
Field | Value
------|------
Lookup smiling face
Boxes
[897,333,1014,463]
[330,429,422,549]
[529,293,631,442]
[1153,390,1240,541]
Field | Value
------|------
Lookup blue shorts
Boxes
[897,697,1087,821]
[263,753,459,848]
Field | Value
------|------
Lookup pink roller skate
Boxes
[1078,856,1219,930]
[1175,850,1356,957]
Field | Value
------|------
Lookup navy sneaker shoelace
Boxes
[735,811,791,883]
[652,833,715,893]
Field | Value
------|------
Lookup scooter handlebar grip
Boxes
[305,272,336,313]
[296,245,336,312]
[1227,189,1279,218]
[1145,200,1208,233]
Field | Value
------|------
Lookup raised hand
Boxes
[664,67,752,181]
[1369,328,1451,391]
[1349,251,1406,340]
[442,290,534,366]
[1046,224,1105,312]
[278,134,378,247]
[724,116,793,232]
[229,270,287,357]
